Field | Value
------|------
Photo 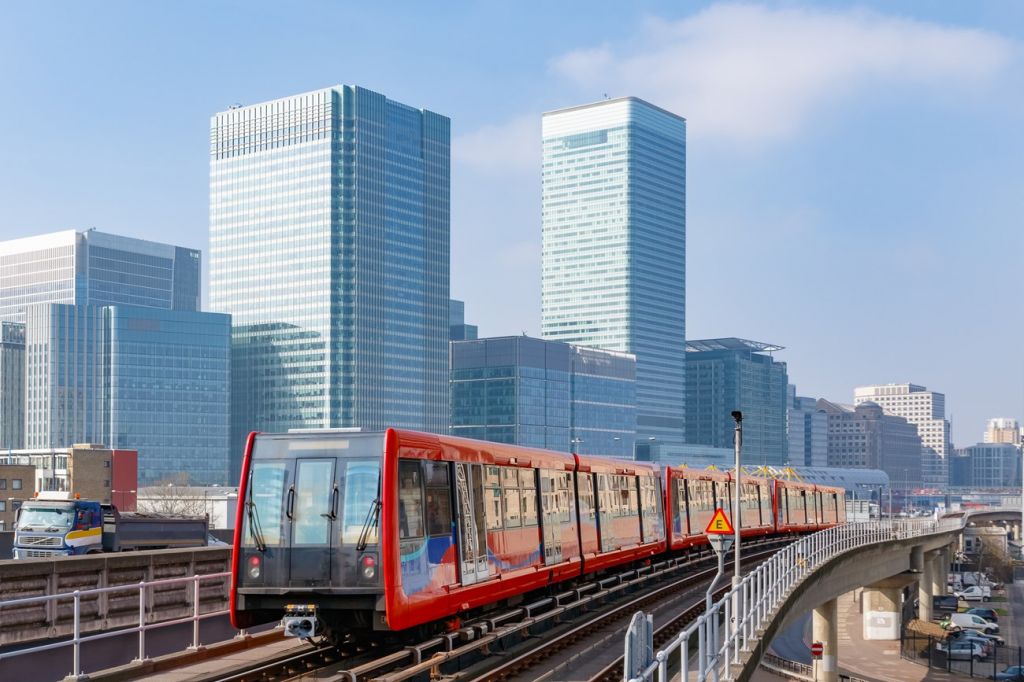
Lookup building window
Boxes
[104,480,110,487]
[0,501,5,512]
[104,460,111,468]
[0,479,6,490]
[12,479,22,490]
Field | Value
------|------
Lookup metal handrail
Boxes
[0,570,231,680]
[626,517,966,682]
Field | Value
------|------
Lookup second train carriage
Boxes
[231,428,846,640]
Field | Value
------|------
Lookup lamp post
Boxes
[731,411,743,587]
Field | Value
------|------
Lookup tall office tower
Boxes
[853,383,952,488]
[0,229,200,322]
[450,299,478,341]
[0,321,25,449]
[787,384,827,467]
[685,338,788,465]
[541,98,686,449]
[817,399,922,486]
[210,86,450,478]
[450,336,636,458]
[984,418,1021,445]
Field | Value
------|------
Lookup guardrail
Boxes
[625,518,965,682]
[0,571,231,681]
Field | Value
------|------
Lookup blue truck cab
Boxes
[13,492,104,558]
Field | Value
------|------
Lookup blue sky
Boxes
[1,1,1021,444]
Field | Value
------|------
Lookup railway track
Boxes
[99,536,794,682]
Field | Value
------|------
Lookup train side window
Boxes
[398,460,424,539]
[577,473,596,527]
[424,461,452,537]
[484,466,503,530]
[503,467,522,528]
[520,469,538,526]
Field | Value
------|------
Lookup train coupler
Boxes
[282,604,319,638]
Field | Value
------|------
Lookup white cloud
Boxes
[453,115,539,172]
[550,4,1015,142]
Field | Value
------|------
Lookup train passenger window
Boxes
[520,470,538,526]
[577,473,596,527]
[424,461,452,537]
[503,467,522,528]
[245,460,288,547]
[484,467,503,530]
[398,460,424,539]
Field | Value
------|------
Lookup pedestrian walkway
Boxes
[833,590,969,681]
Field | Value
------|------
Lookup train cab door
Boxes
[287,457,337,585]
[454,462,489,585]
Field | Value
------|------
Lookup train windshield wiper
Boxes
[246,485,268,552]
[356,473,382,552]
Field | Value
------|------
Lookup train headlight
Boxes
[247,554,261,579]
[360,554,376,580]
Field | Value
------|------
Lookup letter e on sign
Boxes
[704,508,734,535]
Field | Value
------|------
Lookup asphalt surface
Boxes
[768,612,812,664]
[0,614,267,682]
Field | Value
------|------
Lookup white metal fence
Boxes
[625,518,965,682]
[0,571,231,680]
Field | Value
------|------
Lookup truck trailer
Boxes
[13,492,209,559]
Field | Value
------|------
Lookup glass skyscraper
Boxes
[541,97,686,448]
[0,228,229,484]
[0,321,25,449]
[450,336,636,459]
[0,229,200,323]
[685,338,789,466]
[210,85,450,479]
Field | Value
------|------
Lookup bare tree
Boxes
[137,473,209,518]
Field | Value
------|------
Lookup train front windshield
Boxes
[239,434,384,587]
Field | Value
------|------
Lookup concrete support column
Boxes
[930,552,946,600]
[862,581,906,640]
[812,598,838,682]
[918,551,935,622]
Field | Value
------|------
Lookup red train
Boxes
[230,429,845,640]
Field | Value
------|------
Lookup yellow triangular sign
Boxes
[705,508,734,535]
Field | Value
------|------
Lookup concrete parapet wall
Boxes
[0,547,231,647]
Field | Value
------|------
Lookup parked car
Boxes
[945,612,1000,635]
[948,630,995,656]
[933,595,959,613]
[937,640,987,661]
[955,585,992,602]
[967,607,999,623]
[992,665,1024,681]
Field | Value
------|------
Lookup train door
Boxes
[288,457,337,585]
[454,462,489,585]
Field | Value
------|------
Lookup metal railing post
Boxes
[72,590,81,679]
[137,580,146,662]
[698,614,707,680]
[681,631,690,681]
[192,575,201,650]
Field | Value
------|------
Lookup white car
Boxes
[937,640,986,661]
[946,612,1000,635]
[954,585,992,602]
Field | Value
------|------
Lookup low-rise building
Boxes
[0,464,35,531]
[954,443,1021,489]
[0,445,138,510]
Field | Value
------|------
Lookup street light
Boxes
[731,411,742,588]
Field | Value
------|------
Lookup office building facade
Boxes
[210,85,450,477]
[23,304,231,485]
[541,97,686,447]
[817,399,922,487]
[954,443,1022,489]
[450,336,636,459]
[685,338,788,465]
[853,383,952,487]
[787,384,827,467]
[0,229,200,323]
[984,418,1021,445]
[0,321,25,449]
